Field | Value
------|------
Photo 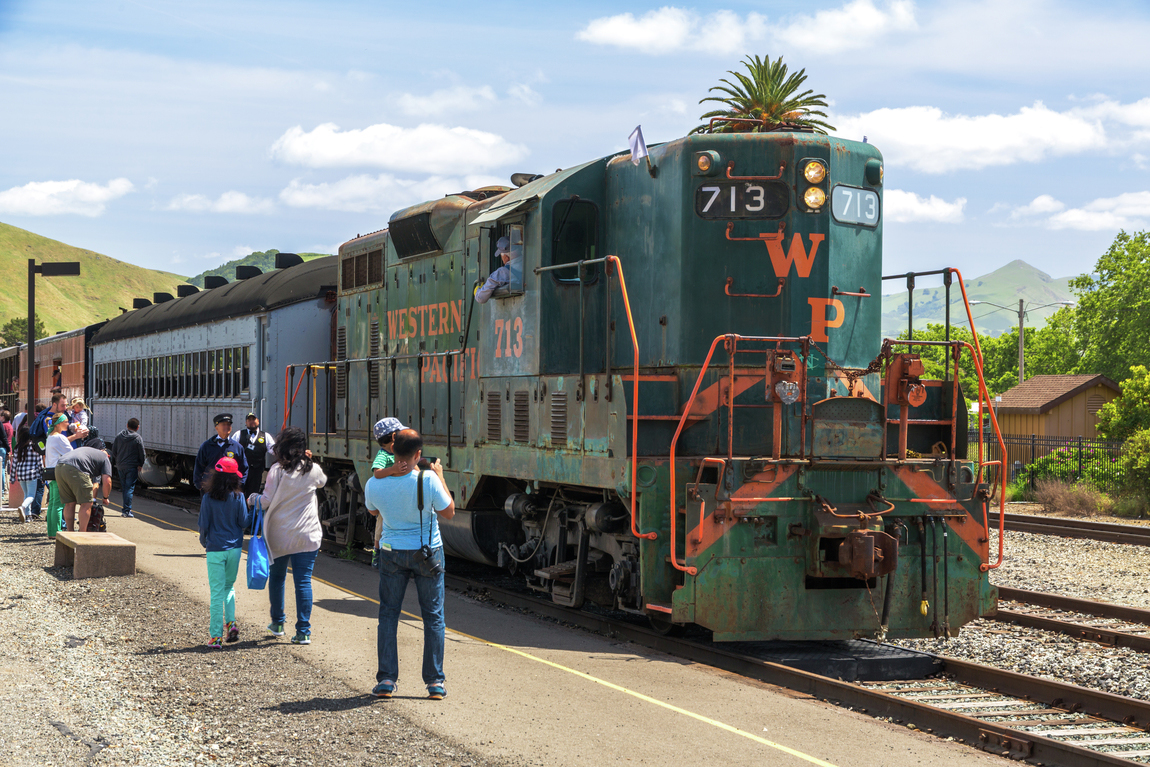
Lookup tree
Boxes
[1070,230,1150,382]
[692,55,834,135]
[0,317,47,345]
[1096,366,1150,442]
[1025,307,1083,377]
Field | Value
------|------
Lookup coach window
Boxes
[233,347,243,394]
[550,198,600,283]
[227,349,236,397]
[241,347,250,393]
[217,349,225,397]
[198,351,206,398]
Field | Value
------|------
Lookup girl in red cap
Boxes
[198,456,253,648]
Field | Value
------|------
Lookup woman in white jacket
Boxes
[248,426,326,645]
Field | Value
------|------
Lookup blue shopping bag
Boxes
[247,500,270,590]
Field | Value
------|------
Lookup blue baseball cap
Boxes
[373,417,405,440]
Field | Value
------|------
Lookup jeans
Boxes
[376,546,445,686]
[206,548,241,638]
[119,467,139,512]
[268,549,318,635]
[30,476,44,518]
[17,479,37,519]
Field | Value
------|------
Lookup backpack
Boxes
[86,500,107,533]
[29,409,55,455]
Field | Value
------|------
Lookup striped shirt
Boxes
[8,448,42,482]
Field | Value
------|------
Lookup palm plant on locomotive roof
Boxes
[691,54,835,135]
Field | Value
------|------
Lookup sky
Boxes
[2,0,1149,299]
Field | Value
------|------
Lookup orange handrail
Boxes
[607,255,657,541]
[949,268,1008,571]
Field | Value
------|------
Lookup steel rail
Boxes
[995,586,1150,653]
[990,513,1150,547]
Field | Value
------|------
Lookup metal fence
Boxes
[967,431,1126,495]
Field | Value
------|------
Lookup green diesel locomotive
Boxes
[290,127,1004,641]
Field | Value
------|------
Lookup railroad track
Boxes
[994,587,1150,654]
[441,572,1150,765]
[991,513,1150,547]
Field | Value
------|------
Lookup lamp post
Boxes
[969,298,1074,382]
[26,259,81,421]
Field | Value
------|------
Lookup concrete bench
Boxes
[54,532,137,579]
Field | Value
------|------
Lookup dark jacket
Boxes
[112,429,146,470]
[198,492,252,552]
[192,436,248,490]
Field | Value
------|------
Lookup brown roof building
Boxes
[995,374,1120,439]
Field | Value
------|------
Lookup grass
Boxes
[0,221,190,337]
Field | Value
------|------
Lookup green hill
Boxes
[881,260,1075,338]
[0,222,189,339]
[189,249,331,287]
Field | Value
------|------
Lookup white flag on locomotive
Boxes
[628,125,648,166]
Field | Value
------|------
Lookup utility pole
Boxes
[26,259,81,421]
[1017,298,1025,383]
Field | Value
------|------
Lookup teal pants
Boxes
[206,549,242,638]
[45,481,63,538]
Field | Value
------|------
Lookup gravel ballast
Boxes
[894,527,1150,702]
[0,523,504,766]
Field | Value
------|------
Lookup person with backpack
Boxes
[7,423,42,523]
[198,457,252,649]
[365,429,455,701]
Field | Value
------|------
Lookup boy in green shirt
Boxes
[369,418,407,565]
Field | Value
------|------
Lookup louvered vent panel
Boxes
[335,326,348,399]
[367,249,383,284]
[1087,394,1106,417]
[354,254,368,287]
[368,319,381,398]
[513,391,530,443]
[551,391,567,443]
[486,391,502,442]
[341,256,354,291]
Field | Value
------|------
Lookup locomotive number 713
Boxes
[695,182,788,220]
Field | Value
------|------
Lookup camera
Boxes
[413,544,433,563]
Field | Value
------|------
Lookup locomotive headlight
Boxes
[694,150,722,176]
[803,187,826,209]
[775,380,801,405]
[803,161,827,184]
[865,158,883,186]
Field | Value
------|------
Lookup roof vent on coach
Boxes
[132,298,152,309]
[275,253,303,269]
[153,292,174,304]
[203,276,228,289]
[235,265,262,280]
[176,284,199,298]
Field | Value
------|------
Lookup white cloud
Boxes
[834,102,1104,173]
[279,173,504,214]
[231,245,255,258]
[166,191,274,214]
[0,178,133,217]
[1010,194,1065,219]
[507,84,542,106]
[884,189,966,223]
[773,0,917,54]
[576,7,767,55]
[576,1,913,55]
[269,122,527,175]
[396,85,497,117]
[1047,191,1150,231]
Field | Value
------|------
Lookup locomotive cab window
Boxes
[485,223,524,299]
[550,198,600,283]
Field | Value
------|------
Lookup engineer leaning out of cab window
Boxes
[473,233,523,303]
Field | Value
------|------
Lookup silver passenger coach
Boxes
[89,254,337,486]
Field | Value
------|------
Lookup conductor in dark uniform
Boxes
[238,412,275,497]
[192,413,248,492]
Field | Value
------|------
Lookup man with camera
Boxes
[363,429,455,701]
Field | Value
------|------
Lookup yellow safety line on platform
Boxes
[117,497,836,766]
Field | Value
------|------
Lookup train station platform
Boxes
[99,491,999,767]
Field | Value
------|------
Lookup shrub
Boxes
[1018,442,1125,491]
[1113,494,1150,519]
[1120,427,1150,492]
[1005,479,1029,503]
[1031,479,1114,517]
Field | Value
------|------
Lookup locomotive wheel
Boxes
[647,614,681,636]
